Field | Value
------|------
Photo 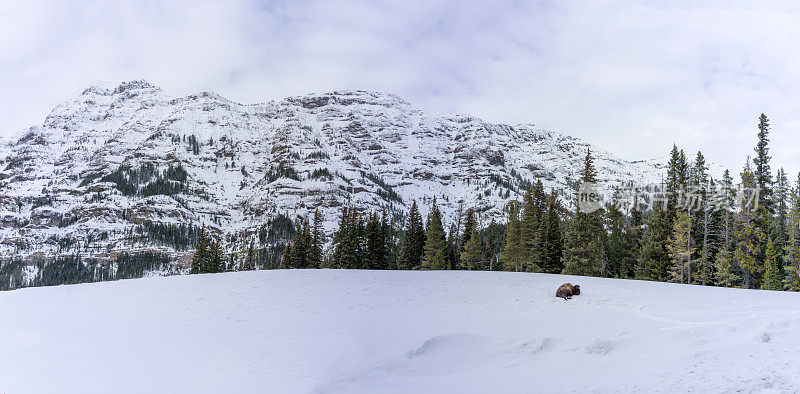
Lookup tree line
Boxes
[275,191,561,273]
[189,113,799,292]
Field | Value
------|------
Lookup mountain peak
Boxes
[282,89,412,109]
[113,79,158,94]
[81,79,160,97]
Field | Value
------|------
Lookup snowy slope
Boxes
[0,80,670,263]
[1,270,798,393]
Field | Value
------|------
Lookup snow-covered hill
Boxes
[0,80,665,262]
[1,270,798,393]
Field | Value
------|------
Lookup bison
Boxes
[555,283,580,300]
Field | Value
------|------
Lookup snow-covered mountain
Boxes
[0,80,665,262]
[2,270,799,393]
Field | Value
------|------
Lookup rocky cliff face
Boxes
[0,80,664,263]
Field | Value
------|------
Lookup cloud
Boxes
[2,0,800,176]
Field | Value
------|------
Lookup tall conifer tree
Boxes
[460,226,486,270]
[775,168,789,248]
[714,249,740,287]
[667,211,695,283]
[753,113,773,213]
[784,173,800,291]
[541,191,564,273]
[734,212,764,289]
[398,201,426,270]
[605,192,636,278]
[422,198,448,270]
[191,225,210,274]
[331,207,364,269]
[502,201,523,271]
[308,209,325,268]
[364,212,387,270]
[734,159,765,288]
[462,208,476,252]
[281,241,293,269]
[762,236,784,290]
[637,207,672,281]
[563,148,604,276]
[520,189,541,272]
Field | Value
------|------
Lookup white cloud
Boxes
[2,0,800,177]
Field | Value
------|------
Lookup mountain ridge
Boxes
[0,80,666,267]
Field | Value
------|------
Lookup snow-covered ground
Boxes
[2,270,799,393]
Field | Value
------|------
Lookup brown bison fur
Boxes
[555,283,580,300]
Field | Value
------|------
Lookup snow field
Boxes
[1,270,799,393]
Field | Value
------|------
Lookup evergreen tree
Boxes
[501,201,523,271]
[691,151,713,263]
[532,180,548,269]
[720,170,736,250]
[666,145,682,211]
[398,201,425,269]
[227,248,237,272]
[562,212,603,276]
[281,241,293,269]
[364,212,387,270]
[733,211,764,288]
[678,149,688,188]
[331,207,364,269]
[483,221,507,271]
[582,147,598,183]
[562,148,604,276]
[520,188,541,272]
[666,146,690,213]
[667,210,695,283]
[604,190,625,278]
[460,226,486,270]
[762,236,784,290]
[692,151,709,186]
[714,249,739,287]
[541,191,564,274]
[207,240,225,273]
[242,239,256,271]
[291,220,311,269]
[381,212,398,269]
[190,225,210,274]
[753,113,773,213]
[631,192,644,227]
[739,158,757,212]
[623,193,644,279]
[734,159,765,288]
[637,207,672,281]
[703,177,724,259]
[447,223,461,270]
[308,208,325,268]
[462,208,476,252]
[421,198,448,270]
[784,223,800,291]
[775,168,789,248]
[605,194,636,278]
[784,173,800,291]
[694,245,714,286]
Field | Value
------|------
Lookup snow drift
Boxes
[1,270,798,393]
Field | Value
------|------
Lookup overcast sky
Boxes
[2,0,800,177]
